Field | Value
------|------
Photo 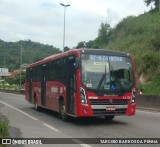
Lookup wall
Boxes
[136,95,160,111]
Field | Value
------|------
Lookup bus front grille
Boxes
[90,99,129,105]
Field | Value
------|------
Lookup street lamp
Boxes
[60,3,70,52]
[20,45,22,89]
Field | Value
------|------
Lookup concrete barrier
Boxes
[136,95,160,111]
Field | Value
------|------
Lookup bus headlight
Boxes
[131,88,136,103]
[80,87,88,105]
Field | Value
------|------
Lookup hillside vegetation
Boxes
[106,10,160,75]
[0,40,61,70]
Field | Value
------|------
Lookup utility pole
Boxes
[4,57,5,68]
[60,3,70,52]
[3,57,6,83]
[20,45,22,89]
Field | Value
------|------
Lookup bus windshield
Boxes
[81,54,134,92]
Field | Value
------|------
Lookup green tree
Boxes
[76,41,86,48]
[64,46,70,52]
[98,23,111,42]
[93,22,111,48]
[144,0,159,7]
[6,71,26,85]
[85,40,94,48]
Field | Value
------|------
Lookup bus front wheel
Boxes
[60,101,68,121]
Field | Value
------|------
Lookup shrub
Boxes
[0,116,9,138]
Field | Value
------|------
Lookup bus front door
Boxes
[29,69,32,103]
[41,65,46,106]
[66,57,76,114]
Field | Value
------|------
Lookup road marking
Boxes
[0,92,24,98]
[72,139,92,147]
[43,123,60,132]
[0,100,38,121]
[137,110,160,115]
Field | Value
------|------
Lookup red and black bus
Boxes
[25,48,136,121]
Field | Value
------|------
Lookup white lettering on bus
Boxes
[88,96,98,99]
[60,87,63,93]
[51,86,58,93]
[123,96,131,99]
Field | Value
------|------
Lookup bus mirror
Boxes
[75,59,81,68]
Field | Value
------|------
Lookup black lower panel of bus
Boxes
[92,108,126,116]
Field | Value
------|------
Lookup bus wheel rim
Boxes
[35,101,38,110]
[61,105,65,116]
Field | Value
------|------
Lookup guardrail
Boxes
[0,85,25,94]
[136,95,160,111]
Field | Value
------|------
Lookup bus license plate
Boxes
[106,107,116,111]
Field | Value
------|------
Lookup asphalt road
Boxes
[0,92,160,147]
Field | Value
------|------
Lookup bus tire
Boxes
[60,101,68,121]
[104,115,115,121]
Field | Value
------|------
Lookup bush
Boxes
[6,71,26,85]
[0,116,9,138]
[137,81,160,95]
[0,84,18,91]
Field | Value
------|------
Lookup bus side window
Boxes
[53,58,66,80]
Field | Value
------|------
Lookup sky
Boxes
[0,0,153,50]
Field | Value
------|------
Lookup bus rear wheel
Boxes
[60,101,68,121]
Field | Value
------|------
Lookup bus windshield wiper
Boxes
[97,64,107,90]
[97,74,105,90]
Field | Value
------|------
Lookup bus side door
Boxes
[29,69,33,103]
[41,64,47,106]
[66,56,76,114]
